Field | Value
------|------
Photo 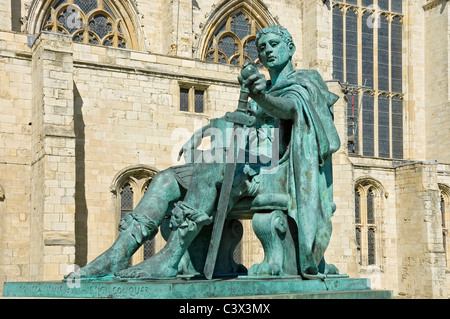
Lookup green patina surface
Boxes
[3,277,392,299]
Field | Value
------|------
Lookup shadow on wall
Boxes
[74,82,88,267]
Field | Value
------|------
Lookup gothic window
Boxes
[355,181,384,266]
[332,1,404,159]
[120,183,133,219]
[41,0,131,49]
[439,185,450,268]
[202,8,268,67]
[112,166,159,264]
[119,178,155,262]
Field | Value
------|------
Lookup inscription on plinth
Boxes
[3,278,393,299]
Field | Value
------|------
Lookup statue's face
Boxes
[256,33,294,71]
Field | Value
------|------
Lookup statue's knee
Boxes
[152,170,176,188]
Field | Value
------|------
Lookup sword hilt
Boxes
[225,62,260,126]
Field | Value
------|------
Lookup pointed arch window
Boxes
[355,181,384,267]
[119,178,155,263]
[112,166,159,265]
[204,10,261,66]
[41,0,132,48]
[439,184,450,269]
[201,0,276,67]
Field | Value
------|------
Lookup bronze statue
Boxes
[66,25,340,281]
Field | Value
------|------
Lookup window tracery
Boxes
[332,0,404,159]
[41,0,130,48]
[201,0,276,68]
[355,179,385,267]
[203,10,262,66]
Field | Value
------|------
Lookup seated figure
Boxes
[66,25,341,281]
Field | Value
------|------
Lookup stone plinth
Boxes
[3,277,392,299]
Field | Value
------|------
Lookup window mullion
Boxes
[188,87,195,113]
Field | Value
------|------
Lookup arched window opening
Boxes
[367,188,375,224]
[355,179,384,267]
[204,10,262,67]
[120,183,133,219]
[200,1,276,67]
[439,184,450,268]
[40,0,133,49]
[112,165,159,265]
[368,227,376,265]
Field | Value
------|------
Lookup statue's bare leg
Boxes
[116,163,224,279]
[65,170,182,279]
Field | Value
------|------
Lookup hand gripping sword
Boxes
[203,62,260,280]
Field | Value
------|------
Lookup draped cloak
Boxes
[169,69,340,276]
[266,69,340,276]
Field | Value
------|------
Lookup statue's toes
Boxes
[249,262,281,276]
[115,268,135,278]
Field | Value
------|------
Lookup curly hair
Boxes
[256,25,295,51]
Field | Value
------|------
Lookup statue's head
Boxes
[255,25,296,71]
[256,25,295,50]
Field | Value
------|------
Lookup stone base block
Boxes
[3,277,392,299]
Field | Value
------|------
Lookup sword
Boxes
[203,62,260,280]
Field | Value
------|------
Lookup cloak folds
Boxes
[267,70,340,276]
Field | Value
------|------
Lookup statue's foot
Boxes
[248,261,282,276]
[64,248,131,280]
[115,254,178,279]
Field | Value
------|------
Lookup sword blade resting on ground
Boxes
[203,63,259,280]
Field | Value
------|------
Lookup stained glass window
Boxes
[362,93,374,157]
[392,96,403,159]
[143,239,155,260]
[378,95,390,158]
[361,10,373,88]
[368,228,376,265]
[378,15,390,92]
[355,189,361,224]
[203,9,265,67]
[439,188,449,267]
[332,5,344,83]
[180,85,206,114]
[378,0,389,11]
[117,174,157,264]
[332,0,404,159]
[180,88,189,112]
[346,11,358,85]
[391,17,403,94]
[391,1,403,13]
[367,189,375,224]
[120,183,133,218]
[356,227,362,264]
[355,182,382,267]
[42,0,129,49]
[194,90,204,113]
[347,92,359,154]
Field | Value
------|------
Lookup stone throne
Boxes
[160,157,299,279]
